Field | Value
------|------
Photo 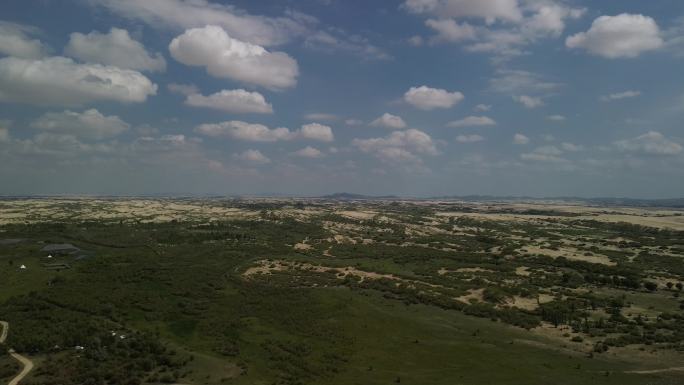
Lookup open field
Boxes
[1,197,683,384]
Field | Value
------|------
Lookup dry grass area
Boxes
[439,267,495,275]
[242,259,400,283]
[0,198,258,224]
[335,210,378,220]
[435,203,684,231]
[520,245,616,266]
[506,294,554,311]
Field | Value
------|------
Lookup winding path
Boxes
[626,367,684,374]
[0,321,34,385]
[0,321,7,344]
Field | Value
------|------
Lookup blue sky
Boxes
[1,0,683,197]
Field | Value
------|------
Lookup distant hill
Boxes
[317,193,684,207]
[320,192,400,200]
[429,195,684,208]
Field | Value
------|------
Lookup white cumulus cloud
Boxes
[169,25,298,89]
[600,90,641,102]
[0,56,157,106]
[455,134,484,143]
[30,109,130,140]
[195,121,292,142]
[0,21,49,59]
[353,128,438,164]
[614,131,682,155]
[403,0,523,23]
[233,149,270,164]
[292,146,323,158]
[65,28,166,72]
[566,14,663,58]
[194,121,333,142]
[404,85,464,110]
[521,145,566,162]
[0,127,9,142]
[447,116,496,127]
[299,123,334,142]
[425,19,476,43]
[513,95,544,108]
[513,133,529,145]
[304,113,337,121]
[88,0,313,47]
[561,142,584,152]
[185,89,273,114]
[371,113,407,129]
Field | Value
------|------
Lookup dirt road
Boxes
[1,320,35,385]
[7,350,33,385]
[0,321,7,343]
[626,367,684,374]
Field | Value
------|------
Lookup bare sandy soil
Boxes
[456,288,485,304]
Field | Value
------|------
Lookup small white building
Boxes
[19,264,27,270]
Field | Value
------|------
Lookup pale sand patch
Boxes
[515,266,532,276]
[506,294,554,311]
[334,234,357,244]
[456,288,485,304]
[336,210,378,220]
[294,243,312,250]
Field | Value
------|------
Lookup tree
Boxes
[644,281,658,292]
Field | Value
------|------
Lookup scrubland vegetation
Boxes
[1,198,683,384]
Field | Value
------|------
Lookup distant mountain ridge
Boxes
[430,195,684,208]
[318,193,684,207]
[319,192,400,200]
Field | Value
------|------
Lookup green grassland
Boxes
[1,200,683,384]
